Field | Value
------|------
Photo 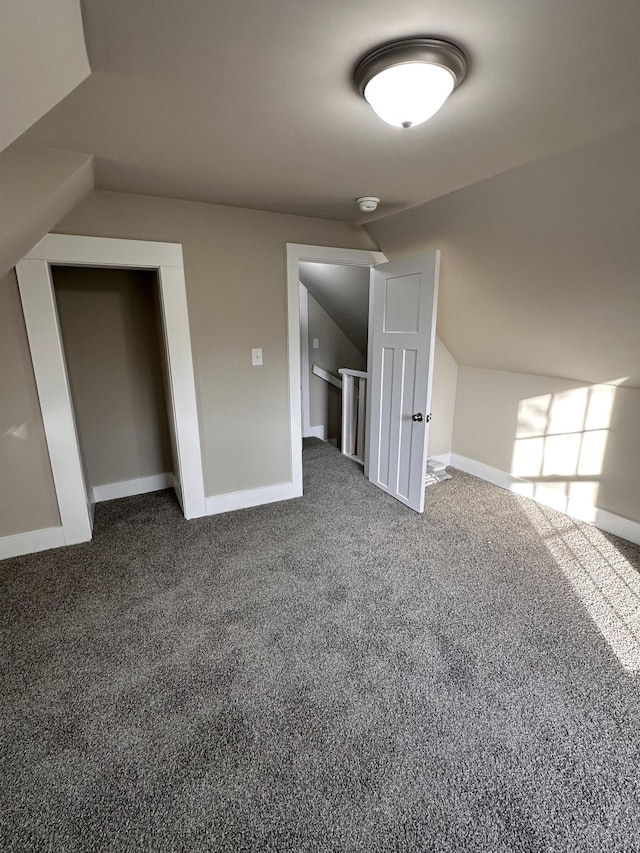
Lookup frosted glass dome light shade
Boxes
[354,38,467,129]
[364,63,456,128]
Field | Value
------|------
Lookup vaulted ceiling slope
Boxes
[0,0,89,153]
[299,263,370,355]
[365,123,640,389]
[18,0,640,223]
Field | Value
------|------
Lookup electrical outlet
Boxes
[251,348,263,366]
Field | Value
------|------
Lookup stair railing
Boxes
[338,368,368,466]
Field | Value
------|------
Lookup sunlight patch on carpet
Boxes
[522,501,640,673]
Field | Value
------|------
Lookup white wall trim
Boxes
[286,244,386,499]
[299,282,313,438]
[450,453,640,546]
[15,233,207,552]
[92,473,173,504]
[429,452,451,467]
[0,526,65,561]
[205,481,300,516]
[591,508,640,546]
[15,258,93,545]
[27,233,184,268]
[155,262,206,518]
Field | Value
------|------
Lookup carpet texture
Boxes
[1,438,639,852]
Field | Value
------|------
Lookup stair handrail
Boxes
[311,364,342,389]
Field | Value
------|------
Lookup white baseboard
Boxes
[0,526,65,561]
[429,453,451,466]
[450,453,640,546]
[92,473,173,503]
[591,508,640,547]
[450,455,518,492]
[205,481,300,516]
[304,425,326,441]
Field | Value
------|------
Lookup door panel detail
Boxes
[367,252,439,513]
[383,273,422,333]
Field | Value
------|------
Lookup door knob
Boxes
[412,412,423,422]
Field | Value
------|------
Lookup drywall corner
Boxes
[429,336,458,457]
[0,144,94,280]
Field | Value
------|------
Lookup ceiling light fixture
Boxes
[354,37,467,129]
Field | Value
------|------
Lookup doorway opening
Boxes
[287,243,441,513]
[299,261,370,453]
[286,244,385,498]
[52,265,175,514]
[16,234,206,548]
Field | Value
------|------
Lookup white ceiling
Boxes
[21,0,640,223]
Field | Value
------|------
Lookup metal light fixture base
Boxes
[354,37,468,97]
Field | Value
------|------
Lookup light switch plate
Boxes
[312,338,319,349]
[251,348,263,366]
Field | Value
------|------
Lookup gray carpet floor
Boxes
[1,438,639,852]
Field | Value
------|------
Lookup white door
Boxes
[367,251,440,512]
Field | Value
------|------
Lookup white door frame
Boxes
[286,244,386,495]
[16,233,207,547]
[298,282,322,440]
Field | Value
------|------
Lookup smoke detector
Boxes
[356,196,380,213]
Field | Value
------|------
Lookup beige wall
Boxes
[0,270,60,536]
[0,0,90,153]
[429,338,458,459]
[365,123,640,388]
[366,123,640,525]
[306,291,366,443]
[53,266,173,489]
[453,368,640,524]
[52,192,375,499]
